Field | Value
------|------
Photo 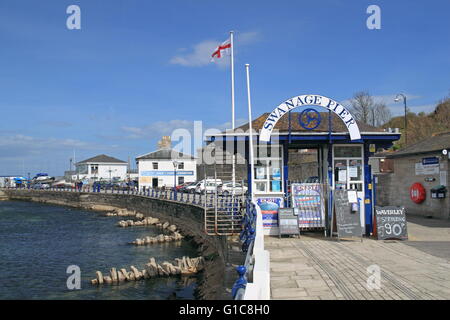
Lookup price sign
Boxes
[375,206,408,240]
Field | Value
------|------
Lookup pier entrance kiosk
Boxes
[205,94,400,237]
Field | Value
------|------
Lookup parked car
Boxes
[195,179,223,194]
[32,183,50,190]
[184,182,200,194]
[178,182,196,193]
[218,182,248,196]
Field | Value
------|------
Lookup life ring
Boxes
[410,183,426,204]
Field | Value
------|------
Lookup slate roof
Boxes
[387,132,450,158]
[234,112,385,133]
[136,148,195,161]
[76,154,127,164]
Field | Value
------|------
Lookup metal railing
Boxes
[2,185,238,209]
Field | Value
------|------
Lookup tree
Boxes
[349,91,391,127]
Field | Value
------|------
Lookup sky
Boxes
[0,0,449,176]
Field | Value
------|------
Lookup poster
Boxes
[291,183,325,228]
[348,166,358,178]
[338,169,347,182]
[256,167,265,179]
[272,168,281,180]
[256,197,283,229]
[271,180,281,192]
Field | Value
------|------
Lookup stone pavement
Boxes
[267,216,450,300]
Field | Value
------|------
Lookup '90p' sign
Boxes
[375,206,408,240]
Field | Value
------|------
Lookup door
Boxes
[152,178,158,188]
[333,145,365,227]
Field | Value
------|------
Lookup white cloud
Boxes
[122,120,194,139]
[170,31,261,68]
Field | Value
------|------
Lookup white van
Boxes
[195,179,222,194]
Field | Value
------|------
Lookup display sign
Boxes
[291,183,325,228]
[422,157,439,165]
[256,197,283,228]
[415,162,439,175]
[278,208,300,237]
[260,94,361,142]
[375,206,408,240]
[334,190,363,239]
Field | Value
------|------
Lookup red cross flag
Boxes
[211,38,231,61]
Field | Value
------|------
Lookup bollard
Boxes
[231,266,247,299]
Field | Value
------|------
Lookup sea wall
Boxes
[1,189,229,299]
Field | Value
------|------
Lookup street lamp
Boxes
[394,93,408,146]
[173,160,179,200]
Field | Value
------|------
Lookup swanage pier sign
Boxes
[260,94,361,142]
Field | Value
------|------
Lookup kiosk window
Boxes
[254,157,283,193]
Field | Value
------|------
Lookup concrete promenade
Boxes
[267,216,450,300]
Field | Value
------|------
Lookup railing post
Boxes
[232,266,247,299]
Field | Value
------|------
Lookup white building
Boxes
[136,148,196,189]
[75,154,128,182]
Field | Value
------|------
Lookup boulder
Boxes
[120,268,130,281]
[110,268,118,282]
[167,225,177,232]
[162,222,170,229]
[103,276,113,284]
[96,271,104,284]
[117,270,126,282]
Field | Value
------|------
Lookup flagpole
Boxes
[230,30,236,197]
[245,64,255,201]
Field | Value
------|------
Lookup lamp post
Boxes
[394,93,408,146]
[173,160,179,200]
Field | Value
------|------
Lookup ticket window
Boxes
[333,145,364,192]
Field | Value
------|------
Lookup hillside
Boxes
[383,97,450,150]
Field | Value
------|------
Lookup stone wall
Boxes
[2,189,231,299]
[375,153,449,219]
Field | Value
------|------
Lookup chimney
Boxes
[158,136,172,149]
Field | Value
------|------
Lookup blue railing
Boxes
[232,199,257,299]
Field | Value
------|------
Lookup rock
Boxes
[157,264,169,276]
[117,270,126,282]
[164,235,171,242]
[120,268,130,281]
[103,276,113,284]
[96,271,104,284]
[142,269,149,279]
[173,266,181,275]
[130,266,141,280]
[91,279,98,285]
[162,222,170,229]
[128,272,135,281]
[156,223,162,228]
[156,234,165,243]
[110,268,118,282]
[167,225,177,232]
[136,213,144,219]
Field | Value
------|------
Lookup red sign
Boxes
[410,183,426,204]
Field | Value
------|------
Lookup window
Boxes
[178,162,184,169]
[178,176,184,185]
[90,165,98,175]
[152,162,158,169]
[253,146,283,193]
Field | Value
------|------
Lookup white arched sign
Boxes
[260,94,361,142]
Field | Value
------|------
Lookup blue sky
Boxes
[0,0,449,176]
